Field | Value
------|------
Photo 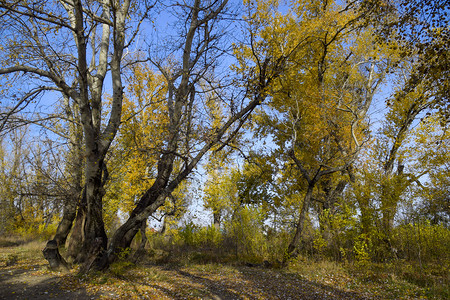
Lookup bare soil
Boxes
[0,266,93,300]
[0,263,368,300]
[0,241,370,299]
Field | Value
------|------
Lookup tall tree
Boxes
[106,0,290,267]
[242,0,386,259]
[369,0,450,123]
[0,0,137,266]
[0,0,299,271]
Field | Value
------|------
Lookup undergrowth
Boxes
[1,235,448,299]
[286,256,448,299]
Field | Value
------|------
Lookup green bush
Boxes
[393,221,450,263]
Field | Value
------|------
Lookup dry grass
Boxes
[0,236,45,268]
[287,256,449,299]
[1,238,448,299]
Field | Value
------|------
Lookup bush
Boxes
[222,206,268,262]
[392,221,450,264]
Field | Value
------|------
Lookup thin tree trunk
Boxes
[53,198,78,247]
[213,211,221,229]
[132,219,148,263]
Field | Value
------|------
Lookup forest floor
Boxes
[0,239,447,299]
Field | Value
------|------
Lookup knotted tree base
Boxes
[42,240,70,271]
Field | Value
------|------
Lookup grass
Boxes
[286,256,449,299]
[0,236,46,269]
[1,236,448,299]
[0,235,32,247]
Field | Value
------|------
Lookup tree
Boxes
[369,0,450,124]
[409,116,449,226]
[203,162,238,228]
[0,128,30,233]
[241,0,387,259]
[103,63,167,231]
[0,0,139,267]
[1,0,292,271]
[106,0,290,267]
[0,125,72,238]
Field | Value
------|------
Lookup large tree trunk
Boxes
[43,240,70,271]
[67,189,87,262]
[286,184,314,260]
[78,157,109,270]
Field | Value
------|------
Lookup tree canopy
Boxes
[0,0,448,277]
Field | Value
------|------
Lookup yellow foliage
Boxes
[104,63,168,224]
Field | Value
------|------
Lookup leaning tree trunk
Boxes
[106,183,169,265]
[53,197,78,247]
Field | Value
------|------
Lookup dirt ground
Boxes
[0,263,367,300]
[0,240,370,300]
[0,266,93,299]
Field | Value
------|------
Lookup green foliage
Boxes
[223,206,268,262]
[204,225,223,248]
[393,221,450,263]
[178,221,198,247]
[175,222,224,250]
[312,231,327,256]
[317,203,359,260]
[14,222,59,242]
[353,234,371,267]
[109,248,134,276]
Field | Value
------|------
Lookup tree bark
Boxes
[286,184,314,259]
[67,188,87,262]
[54,95,84,248]
[53,199,78,247]
[43,240,70,271]
[213,211,221,229]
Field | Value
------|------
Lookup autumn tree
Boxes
[347,0,450,257]
[105,0,293,267]
[0,0,142,267]
[0,129,30,233]
[367,0,450,123]
[239,0,387,259]
[0,125,73,239]
[1,0,295,271]
[203,160,238,229]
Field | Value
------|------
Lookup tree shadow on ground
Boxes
[0,267,97,300]
[235,266,371,300]
[141,264,373,300]
[116,266,242,299]
[174,268,243,299]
